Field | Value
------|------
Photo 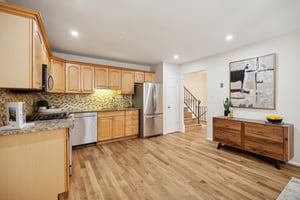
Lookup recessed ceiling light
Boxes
[174,54,179,59]
[225,34,234,41]
[71,30,79,37]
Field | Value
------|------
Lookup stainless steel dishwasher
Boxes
[70,112,97,147]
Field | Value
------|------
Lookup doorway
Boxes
[183,71,207,130]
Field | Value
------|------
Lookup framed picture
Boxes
[229,53,276,109]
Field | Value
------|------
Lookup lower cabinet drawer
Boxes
[213,128,241,147]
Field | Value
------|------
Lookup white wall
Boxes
[180,29,300,166]
[53,52,151,71]
[151,63,163,83]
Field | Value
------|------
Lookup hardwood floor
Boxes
[63,126,300,200]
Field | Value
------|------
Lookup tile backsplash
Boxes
[0,89,130,126]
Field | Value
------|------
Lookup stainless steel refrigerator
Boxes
[132,83,163,138]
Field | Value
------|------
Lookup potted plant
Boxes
[36,100,48,111]
[224,97,230,116]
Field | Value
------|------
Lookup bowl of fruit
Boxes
[266,115,283,123]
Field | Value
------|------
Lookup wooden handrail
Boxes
[184,87,207,124]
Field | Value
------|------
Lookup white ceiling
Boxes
[6,0,300,66]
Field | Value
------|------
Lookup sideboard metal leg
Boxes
[217,143,221,149]
[275,160,280,169]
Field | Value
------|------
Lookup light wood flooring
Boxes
[63,126,300,200]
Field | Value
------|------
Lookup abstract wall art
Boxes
[229,53,276,109]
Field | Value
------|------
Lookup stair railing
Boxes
[184,87,204,124]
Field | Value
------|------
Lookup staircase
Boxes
[184,107,202,130]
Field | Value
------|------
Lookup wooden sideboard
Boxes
[213,116,294,169]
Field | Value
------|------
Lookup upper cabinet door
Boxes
[94,66,108,89]
[49,58,65,93]
[32,20,45,89]
[134,71,144,83]
[0,12,32,88]
[121,70,134,94]
[0,6,50,90]
[144,72,155,83]
[108,68,121,90]
[66,63,80,93]
[81,65,94,93]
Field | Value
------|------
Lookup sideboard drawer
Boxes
[214,129,241,147]
[244,123,283,143]
[244,139,284,160]
[213,118,242,131]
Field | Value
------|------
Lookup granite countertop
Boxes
[68,107,139,113]
[0,119,73,136]
[0,108,139,136]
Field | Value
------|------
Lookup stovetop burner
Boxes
[26,112,68,122]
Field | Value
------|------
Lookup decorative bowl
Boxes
[266,115,283,123]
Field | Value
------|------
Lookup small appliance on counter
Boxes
[6,102,26,129]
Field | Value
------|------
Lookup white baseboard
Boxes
[288,160,300,167]
[206,137,213,141]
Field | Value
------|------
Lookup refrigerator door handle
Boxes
[153,85,157,112]
[145,114,163,118]
[145,115,155,119]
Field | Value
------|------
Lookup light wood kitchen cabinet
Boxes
[112,115,125,138]
[32,20,48,89]
[213,116,294,168]
[97,116,112,141]
[66,63,81,93]
[66,63,94,93]
[0,129,69,200]
[49,57,65,93]
[125,110,139,136]
[95,65,108,89]
[108,68,122,89]
[0,9,48,89]
[122,70,134,94]
[81,65,94,93]
[134,71,144,83]
[97,111,125,141]
[144,72,155,83]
